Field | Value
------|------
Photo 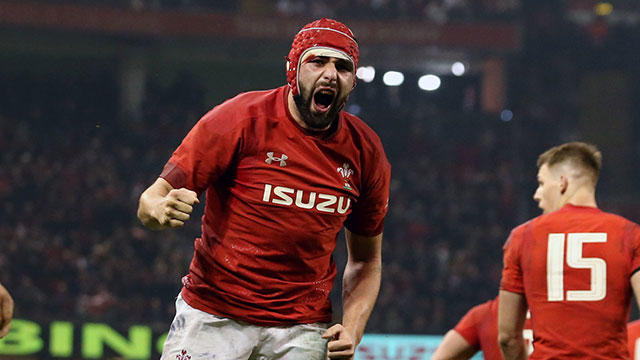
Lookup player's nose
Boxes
[533,189,541,203]
[321,62,338,82]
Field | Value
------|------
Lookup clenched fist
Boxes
[138,178,200,230]
[323,324,356,359]
[151,188,199,228]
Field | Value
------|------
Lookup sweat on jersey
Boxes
[501,204,640,359]
[159,85,391,326]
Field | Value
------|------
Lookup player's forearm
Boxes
[498,333,527,360]
[341,257,381,345]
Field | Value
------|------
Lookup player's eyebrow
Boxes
[331,58,353,71]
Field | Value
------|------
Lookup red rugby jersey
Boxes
[501,204,640,359]
[454,297,533,360]
[159,85,391,325]
[628,319,640,360]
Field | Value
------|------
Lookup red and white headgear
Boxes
[286,18,359,96]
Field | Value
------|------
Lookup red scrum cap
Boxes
[286,18,359,96]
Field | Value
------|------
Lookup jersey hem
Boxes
[180,287,333,327]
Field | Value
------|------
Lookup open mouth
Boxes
[312,89,335,113]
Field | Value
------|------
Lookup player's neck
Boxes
[563,186,597,209]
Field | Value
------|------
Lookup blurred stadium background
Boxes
[0,0,638,358]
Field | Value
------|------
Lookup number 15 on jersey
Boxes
[547,233,607,302]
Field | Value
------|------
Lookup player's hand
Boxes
[0,283,14,338]
[322,324,356,359]
[151,188,199,228]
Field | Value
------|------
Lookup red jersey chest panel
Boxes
[233,120,361,220]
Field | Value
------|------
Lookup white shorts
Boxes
[160,295,330,360]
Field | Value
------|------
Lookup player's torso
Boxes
[221,113,362,240]
[522,206,633,358]
[197,106,370,283]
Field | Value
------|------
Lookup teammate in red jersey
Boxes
[498,142,640,359]
[628,320,640,360]
[0,283,13,338]
[432,296,533,360]
[137,18,390,360]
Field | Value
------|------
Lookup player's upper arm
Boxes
[501,226,526,294]
[431,330,477,360]
[345,229,382,263]
[498,290,527,341]
[344,144,391,237]
[161,104,246,194]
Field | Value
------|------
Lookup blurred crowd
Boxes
[29,0,519,22]
[0,70,207,332]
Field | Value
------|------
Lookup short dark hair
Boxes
[537,142,602,184]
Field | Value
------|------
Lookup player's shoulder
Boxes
[599,210,639,227]
[506,219,534,245]
[221,87,283,108]
[544,205,636,228]
[198,86,284,131]
[459,297,496,328]
[340,111,386,155]
[629,319,640,330]
[470,297,497,317]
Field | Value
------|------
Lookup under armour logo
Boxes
[265,152,288,167]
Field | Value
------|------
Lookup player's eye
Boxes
[336,61,353,72]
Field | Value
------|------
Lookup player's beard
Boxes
[293,83,346,131]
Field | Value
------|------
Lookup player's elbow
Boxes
[498,330,522,353]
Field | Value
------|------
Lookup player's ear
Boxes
[559,175,569,194]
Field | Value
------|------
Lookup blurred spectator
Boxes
[25,0,519,22]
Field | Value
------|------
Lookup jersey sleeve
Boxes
[159,105,244,195]
[501,226,525,294]
[453,302,485,349]
[344,145,391,237]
